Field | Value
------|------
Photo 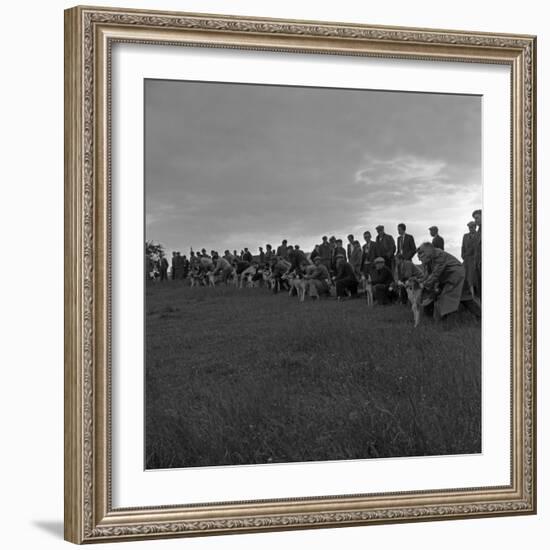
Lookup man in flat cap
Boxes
[370,256,395,304]
[461,221,479,298]
[429,226,445,250]
[416,242,465,320]
[318,236,332,272]
[375,225,396,271]
[304,255,331,299]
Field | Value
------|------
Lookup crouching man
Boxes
[240,260,262,288]
[211,254,233,284]
[370,256,395,304]
[304,256,330,299]
[416,242,465,321]
[270,256,291,293]
[333,254,358,299]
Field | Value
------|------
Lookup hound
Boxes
[244,272,258,288]
[360,274,374,306]
[228,268,239,288]
[207,271,217,287]
[189,269,205,287]
[401,278,424,327]
[262,267,278,291]
[283,272,307,302]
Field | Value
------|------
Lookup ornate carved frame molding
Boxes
[64,5,536,544]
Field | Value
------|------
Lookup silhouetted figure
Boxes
[375,225,396,270]
[429,226,444,250]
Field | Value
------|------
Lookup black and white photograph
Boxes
[144,79,483,470]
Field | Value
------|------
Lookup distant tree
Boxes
[145,241,165,262]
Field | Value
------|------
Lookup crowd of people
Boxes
[149,209,482,321]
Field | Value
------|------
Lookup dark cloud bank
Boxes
[145,79,481,259]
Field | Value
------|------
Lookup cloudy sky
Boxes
[145,79,481,260]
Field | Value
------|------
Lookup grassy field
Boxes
[145,282,481,469]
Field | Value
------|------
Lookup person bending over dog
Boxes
[333,254,358,300]
[270,256,291,293]
[416,242,465,321]
[305,256,330,299]
[211,255,233,284]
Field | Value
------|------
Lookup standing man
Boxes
[395,223,417,279]
[334,239,347,260]
[242,247,252,263]
[286,245,296,270]
[276,239,288,259]
[328,237,337,269]
[264,244,273,265]
[332,239,347,273]
[461,221,478,297]
[361,231,376,278]
[171,251,177,280]
[224,250,235,263]
[346,234,355,261]
[189,250,198,274]
[472,209,482,299]
[375,225,396,271]
[310,244,321,263]
[349,240,363,280]
[429,226,445,250]
[181,255,189,279]
[333,254,358,299]
[159,255,169,282]
[319,236,332,272]
[176,251,185,280]
[258,246,265,265]
[292,245,308,270]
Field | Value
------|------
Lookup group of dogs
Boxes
[184,264,425,327]
[188,265,269,289]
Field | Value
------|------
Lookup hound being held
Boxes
[402,278,424,327]
[283,271,307,302]
[360,273,374,306]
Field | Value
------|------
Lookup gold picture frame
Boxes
[64,5,536,544]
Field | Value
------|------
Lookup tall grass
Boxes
[145,283,481,469]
